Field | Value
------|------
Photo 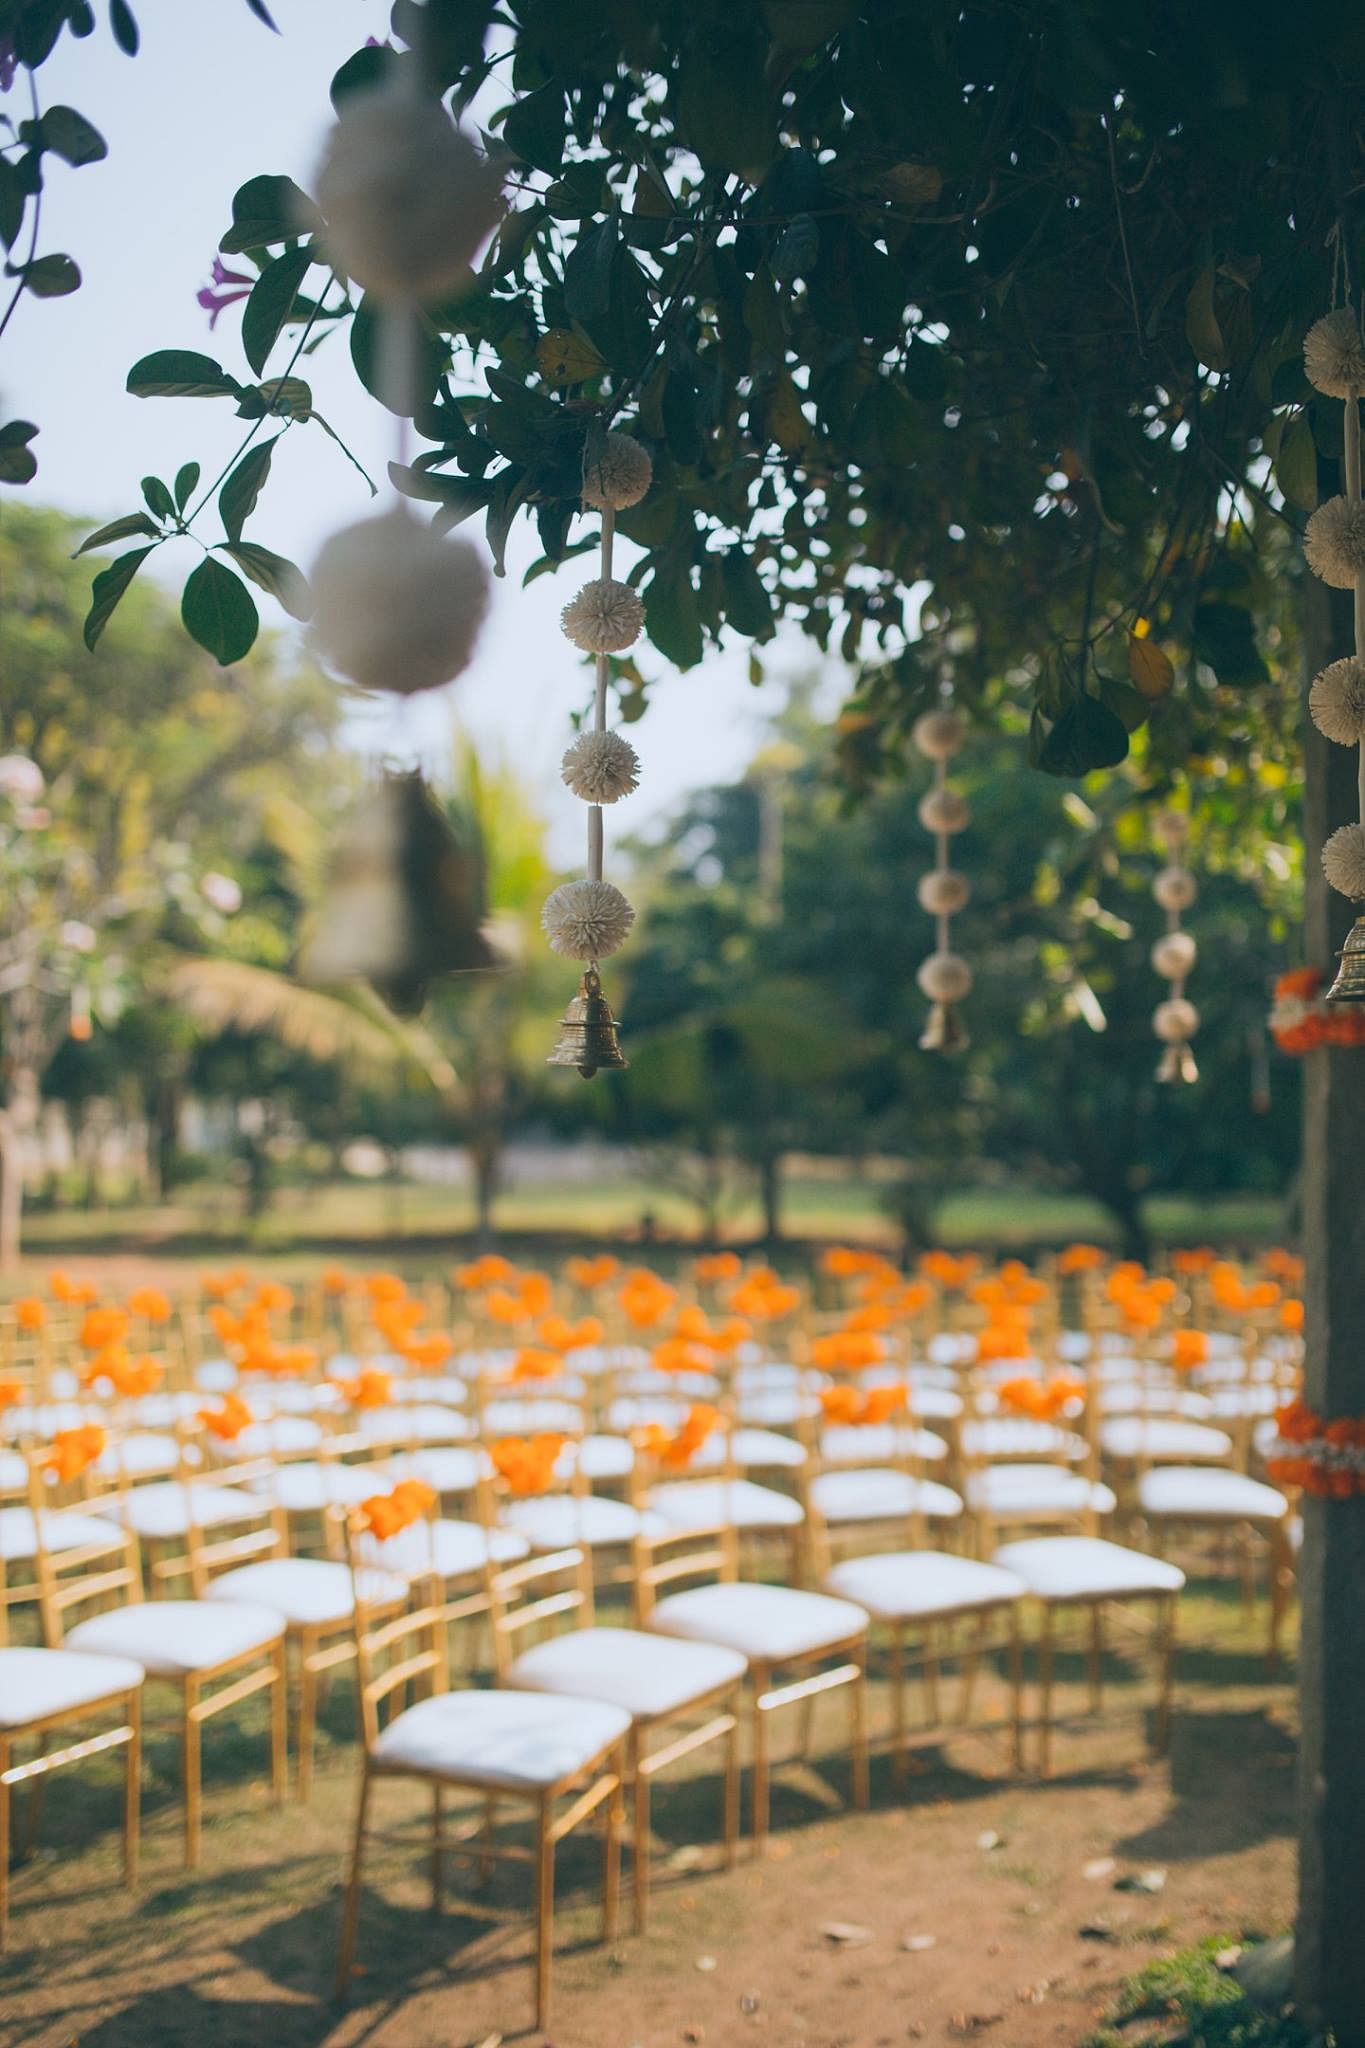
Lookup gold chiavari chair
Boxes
[335,1498,628,2031]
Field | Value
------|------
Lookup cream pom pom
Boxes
[312,79,504,301]
[561,577,645,654]
[1304,309,1365,398]
[1154,996,1199,1042]
[561,730,640,805]
[1322,823,1365,900]
[582,433,653,512]
[1153,865,1197,914]
[1310,657,1365,746]
[310,505,489,695]
[917,870,971,916]
[911,707,967,760]
[542,879,635,960]
[1152,930,1197,980]
[918,787,970,835]
[1305,496,1365,590]
[917,952,973,1003]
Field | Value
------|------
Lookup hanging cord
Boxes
[586,506,614,889]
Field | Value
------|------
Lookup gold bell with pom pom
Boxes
[1324,916,1365,1003]
[919,1001,969,1055]
[547,967,627,1079]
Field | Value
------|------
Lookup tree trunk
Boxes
[1296,570,1365,2046]
[0,1064,40,1271]
[758,1151,784,1245]
[1092,1181,1149,1263]
[473,1141,499,1245]
[152,1076,183,1200]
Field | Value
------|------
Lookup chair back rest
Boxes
[23,1447,141,1649]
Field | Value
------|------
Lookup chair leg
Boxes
[125,1690,141,1889]
[270,1640,288,1807]
[629,1728,649,1935]
[850,1657,870,1811]
[298,1637,318,1802]
[534,1795,555,2032]
[795,1688,817,1762]
[723,1709,741,1870]
[0,1739,10,1955]
[430,1784,444,1912]
[923,1622,942,1725]
[751,1674,770,1854]
[182,1678,202,1869]
[335,1761,372,1999]
[1154,1593,1177,1754]
[959,1612,986,1726]
[1268,1521,1292,1675]
[1038,1606,1056,1778]
[1087,1603,1105,1716]
[478,1794,498,1887]
[1007,1606,1024,1772]
[890,1624,907,1784]
[604,1755,623,1943]
[20,1732,49,1855]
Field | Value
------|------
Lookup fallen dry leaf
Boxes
[820,1921,873,1947]
[976,1829,1003,1851]
[1116,1868,1167,1895]
[902,1933,937,1953]
[1082,1857,1116,1881]
[695,1955,718,1973]
[948,2012,1003,2034]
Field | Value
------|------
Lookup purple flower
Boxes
[0,38,18,93]
[196,255,254,330]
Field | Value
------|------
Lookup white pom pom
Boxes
[561,730,640,804]
[1153,865,1197,914]
[310,506,489,695]
[1310,657,1365,746]
[582,433,653,511]
[1154,996,1199,1042]
[0,755,45,802]
[561,577,645,654]
[1152,808,1189,853]
[1323,823,1365,900]
[542,879,635,960]
[313,79,504,301]
[912,707,967,760]
[1152,931,1197,980]
[917,870,971,916]
[1304,309,1365,398]
[917,952,973,1002]
[1305,496,1365,590]
[918,787,970,835]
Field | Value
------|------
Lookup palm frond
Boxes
[166,957,412,1071]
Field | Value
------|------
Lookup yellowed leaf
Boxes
[1127,633,1175,699]
[535,327,605,388]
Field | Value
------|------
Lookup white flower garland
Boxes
[1304,303,1365,907]
[1150,809,1198,1083]
[911,698,971,1051]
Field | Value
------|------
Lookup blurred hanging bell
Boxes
[1156,1040,1198,1084]
[547,967,627,1079]
[919,1000,969,1055]
[1324,915,1365,1004]
[297,769,496,1014]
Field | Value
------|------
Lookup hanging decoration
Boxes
[544,425,652,1079]
[1270,966,1365,1053]
[911,698,972,1053]
[1150,808,1199,1083]
[299,65,503,1015]
[1303,307,1365,1001]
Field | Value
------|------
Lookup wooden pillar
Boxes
[1296,568,1365,2045]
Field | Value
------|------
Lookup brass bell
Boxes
[1325,915,1365,1003]
[547,967,627,1079]
[1156,1040,1198,1084]
[919,1001,969,1055]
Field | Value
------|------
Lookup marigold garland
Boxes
[489,1433,570,1496]
[354,1476,438,1541]
[44,1423,106,1481]
[818,1384,909,1426]
[635,1403,722,1470]
[1270,967,1365,1053]
[199,1393,255,1441]
[1265,1399,1365,1497]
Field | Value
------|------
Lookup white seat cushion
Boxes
[1137,1467,1289,1522]
[501,1494,653,1551]
[205,1557,408,1626]
[359,1404,473,1444]
[966,1465,1117,1519]
[67,1598,283,1676]
[355,1518,527,1580]
[95,1432,181,1479]
[372,1687,630,1790]
[483,1400,584,1437]
[0,1506,123,1561]
[824,1551,1026,1620]
[809,1468,963,1524]
[734,1389,817,1427]
[688,1427,807,1473]
[115,1481,263,1541]
[646,1478,805,1533]
[0,1448,25,1490]
[1206,1386,1284,1419]
[389,1446,486,1495]
[819,1424,949,1467]
[1099,1418,1233,1463]
[992,1536,1186,1601]
[247,1462,392,1512]
[234,1416,324,1457]
[0,1645,144,1728]
[650,1582,867,1663]
[508,1626,746,1719]
[962,1420,1086,1461]
[577,1433,636,1482]
[1101,1385,1214,1419]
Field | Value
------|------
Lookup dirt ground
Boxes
[0,1601,1297,2048]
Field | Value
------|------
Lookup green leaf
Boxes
[1185,264,1228,373]
[0,159,24,250]
[0,419,38,485]
[83,545,155,650]
[1275,411,1317,513]
[330,42,396,108]
[241,246,311,377]
[1036,694,1130,777]
[644,562,705,669]
[140,474,175,521]
[181,556,259,665]
[502,85,567,175]
[243,0,279,29]
[173,461,200,513]
[563,216,619,327]
[75,511,159,554]
[219,436,278,544]
[255,376,312,418]
[722,546,775,640]
[220,541,313,620]
[677,26,775,178]
[350,296,444,415]
[219,173,320,254]
[13,253,80,298]
[126,349,241,399]
[38,106,107,167]
[109,0,140,55]
[1191,600,1268,686]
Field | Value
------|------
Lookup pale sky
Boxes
[1,0,839,863]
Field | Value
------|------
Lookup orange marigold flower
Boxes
[504,1347,565,1384]
[1057,1243,1106,1275]
[333,1367,393,1410]
[0,1376,23,1412]
[1281,1299,1305,1333]
[199,1393,255,1441]
[1171,1330,1209,1371]
[14,1296,45,1330]
[44,1423,105,1482]
[79,1306,129,1353]
[489,1433,569,1496]
[565,1254,620,1290]
[127,1286,172,1323]
[694,1251,743,1283]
